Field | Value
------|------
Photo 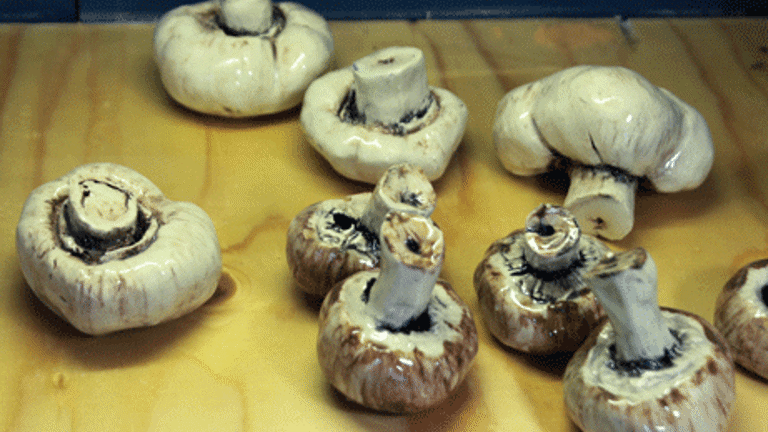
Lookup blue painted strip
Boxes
[0,0,77,22]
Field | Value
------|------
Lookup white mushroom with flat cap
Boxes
[16,163,222,335]
[301,46,468,183]
[494,65,714,240]
[154,0,333,117]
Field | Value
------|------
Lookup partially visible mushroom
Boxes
[16,163,222,335]
[564,248,734,432]
[493,65,714,240]
[317,211,477,413]
[474,204,610,354]
[715,258,768,380]
[154,0,333,117]
[286,163,436,296]
[301,46,468,183]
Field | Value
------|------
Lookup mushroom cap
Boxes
[714,258,768,379]
[153,1,333,117]
[564,308,735,432]
[473,228,610,354]
[300,64,468,184]
[317,271,478,413]
[16,163,222,335]
[493,65,714,192]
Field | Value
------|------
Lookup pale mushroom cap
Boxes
[715,258,768,379]
[16,163,222,335]
[493,65,714,192]
[153,1,333,117]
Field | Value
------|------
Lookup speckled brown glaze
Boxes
[317,272,478,413]
[564,308,735,432]
[473,229,609,354]
[715,258,768,380]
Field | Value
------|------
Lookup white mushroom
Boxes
[286,163,436,296]
[494,65,714,240]
[714,258,768,380]
[153,0,333,117]
[474,204,610,354]
[564,248,735,432]
[317,211,477,413]
[301,46,468,183]
[16,163,222,335]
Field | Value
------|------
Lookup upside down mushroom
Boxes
[317,211,478,413]
[16,163,222,335]
[564,248,735,432]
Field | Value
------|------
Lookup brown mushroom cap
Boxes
[715,258,768,379]
[564,308,735,432]
[317,271,478,413]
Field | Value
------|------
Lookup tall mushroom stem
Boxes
[587,248,676,363]
[366,212,444,330]
[523,204,581,272]
[219,0,273,34]
[352,47,433,127]
[65,179,139,246]
[564,165,638,241]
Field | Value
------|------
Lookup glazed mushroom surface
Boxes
[16,163,222,335]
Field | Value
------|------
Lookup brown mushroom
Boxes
[317,211,477,413]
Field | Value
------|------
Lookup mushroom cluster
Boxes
[564,248,734,431]
[154,0,333,117]
[301,46,468,183]
[286,163,436,296]
[317,211,478,413]
[16,163,222,335]
[474,204,610,354]
[493,65,714,240]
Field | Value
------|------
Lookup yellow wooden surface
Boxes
[0,18,767,431]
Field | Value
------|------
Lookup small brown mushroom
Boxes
[317,211,478,413]
[564,248,735,432]
[473,204,610,354]
[714,258,768,380]
[286,163,436,296]
[16,163,222,335]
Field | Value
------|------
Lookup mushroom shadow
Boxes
[291,134,372,196]
[291,281,326,315]
[497,342,575,378]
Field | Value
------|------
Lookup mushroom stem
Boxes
[352,47,433,126]
[366,212,444,330]
[219,0,273,34]
[65,179,139,242]
[587,248,676,363]
[564,165,638,240]
[523,204,581,272]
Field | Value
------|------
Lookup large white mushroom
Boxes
[16,163,222,335]
[301,46,468,183]
[154,0,333,117]
[494,65,714,240]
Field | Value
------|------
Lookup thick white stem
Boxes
[366,212,444,329]
[588,248,676,363]
[523,204,581,272]
[360,164,436,234]
[66,179,138,240]
[352,47,432,126]
[564,165,638,240]
[219,0,273,34]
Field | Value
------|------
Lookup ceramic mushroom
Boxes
[301,46,468,183]
[564,248,735,432]
[317,211,478,413]
[154,0,333,117]
[714,258,768,380]
[286,163,436,296]
[474,204,610,354]
[493,65,714,240]
[16,163,222,335]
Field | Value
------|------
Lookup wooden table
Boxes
[1,18,766,431]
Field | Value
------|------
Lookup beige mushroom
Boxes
[564,248,734,432]
[16,163,222,335]
[714,258,768,380]
[474,204,610,354]
[494,65,714,240]
[286,163,436,296]
[154,0,333,117]
[317,211,477,413]
[300,46,468,183]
